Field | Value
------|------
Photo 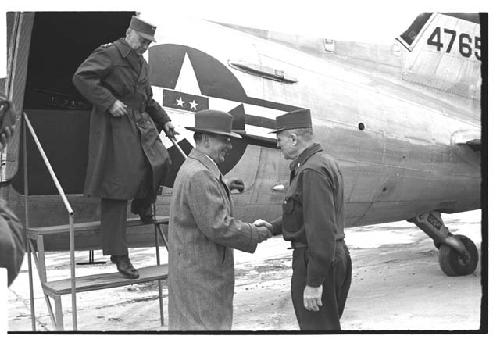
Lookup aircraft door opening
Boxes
[12,12,134,197]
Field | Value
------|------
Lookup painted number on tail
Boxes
[426,26,481,60]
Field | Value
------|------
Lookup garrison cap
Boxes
[186,109,242,139]
[129,16,156,42]
[270,108,312,133]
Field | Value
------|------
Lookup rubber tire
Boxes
[438,234,478,277]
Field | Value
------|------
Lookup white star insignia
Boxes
[176,97,185,107]
[189,100,198,110]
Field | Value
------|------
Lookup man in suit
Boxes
[168,109,273,330]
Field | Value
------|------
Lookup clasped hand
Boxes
[303,284,323,312]
[253,219,273,233]
[109,100,127,117]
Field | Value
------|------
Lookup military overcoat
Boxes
[73,38,170,199]
[168,149,270,330]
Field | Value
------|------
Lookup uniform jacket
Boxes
[73,38,170,199]
[168,148,270,330]
[272,143,345,287]
[0,200,24,286]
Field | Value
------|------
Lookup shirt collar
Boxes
[188,148,222,178]
[115,38,133,58]
[289,143,323,171]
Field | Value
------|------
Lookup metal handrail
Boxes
[23,113,77,330]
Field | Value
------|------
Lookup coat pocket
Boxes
[282,194,303,233]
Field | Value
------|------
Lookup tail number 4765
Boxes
[426,26,481,60]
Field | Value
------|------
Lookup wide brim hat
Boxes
[185,109,242,139]
[270,108,312,133]
[129,16,156,42]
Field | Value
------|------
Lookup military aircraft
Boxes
[0,11,481,277]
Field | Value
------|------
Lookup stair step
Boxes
[27,216,169,238]
[42,264,168,296]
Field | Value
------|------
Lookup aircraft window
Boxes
[398,13,432,48]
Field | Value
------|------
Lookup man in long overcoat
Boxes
[73,16,176,278]
[168,109,273,330]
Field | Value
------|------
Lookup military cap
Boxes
[270,108,312,133]
[129,16,156,42]
[186,109,242,138]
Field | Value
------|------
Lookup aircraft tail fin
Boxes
[396,13,481,99]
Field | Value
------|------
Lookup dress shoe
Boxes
[131,201,154,223]
[110,255,139,279]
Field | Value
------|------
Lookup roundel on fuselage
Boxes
[148,44,248,187]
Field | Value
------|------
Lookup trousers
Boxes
[100,163,157,256]
[291,241,352,330]
[101,198,128,255]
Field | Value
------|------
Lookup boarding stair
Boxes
[21,113,170,330]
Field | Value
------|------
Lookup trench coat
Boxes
[168,148,271,330]
[73,38,170,199]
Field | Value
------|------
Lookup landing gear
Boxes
[409,211,478,277]
[438,234,478,276]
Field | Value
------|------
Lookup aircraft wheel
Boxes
[438,234,478,276]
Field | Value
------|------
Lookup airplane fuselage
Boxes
[2,14,480,251]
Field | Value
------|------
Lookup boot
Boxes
[110,254,139,279]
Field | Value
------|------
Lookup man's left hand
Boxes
[304,284,323,312]
[163,121,178,139]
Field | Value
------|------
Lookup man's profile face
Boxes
[127,30,152,55]
[207,134,232,165]
[276,130,296,160]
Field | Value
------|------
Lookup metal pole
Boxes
[154,223,164,326]
[69,214,77,330]
[169,137,187,159]
[23,115,73,215]
[23,114,36,331]
[23,113,76,329]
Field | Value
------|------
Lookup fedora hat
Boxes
[185,109,242,138]
[270,108,312,133]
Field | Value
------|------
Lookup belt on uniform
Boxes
[291,242,307,249]
[291,238,344,249]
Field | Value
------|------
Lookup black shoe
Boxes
[131,200,153,223]
[110,255,140,279]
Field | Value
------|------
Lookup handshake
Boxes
[251,219,275,242]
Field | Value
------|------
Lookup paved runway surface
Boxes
[6,210,483,332]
